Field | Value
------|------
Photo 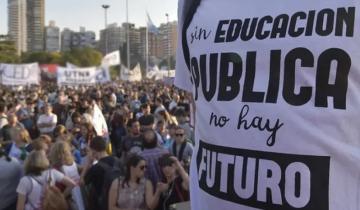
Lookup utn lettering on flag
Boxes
[101,50,120,67]
[147,12,159,34]
[0,63,40,86]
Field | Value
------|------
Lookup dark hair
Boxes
[127,118,139,128]
[142,129,158,149]
[0,103,6,113]
[123,154,145,188]
[158,154,175,168]
[139,114,155,126]
[82,122,97,143]
[140,103,149,110]
[71,112,82,122]
[111,112,126,128]
[89,136,106,152]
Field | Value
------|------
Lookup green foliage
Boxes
[109,65,120,80]
[0,41,20,63]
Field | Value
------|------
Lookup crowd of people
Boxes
[0,79,194,210]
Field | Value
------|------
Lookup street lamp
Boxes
[102,4,110,54]
[165,13,170,77]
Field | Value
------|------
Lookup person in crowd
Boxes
[31,134,52,154]
[5,128,32,163]
[37,103,57,136]
[110,111,127,158]
[140,129,168,188]
[157,154,189,210]
[52,91,68,125]
[136,103,152,119]
[76,122,97,157]
[16,150,75,210]
[0,102,8,129]
[53,125,68,140]
[139,114,164,145]
[168,126,193,167]
[168,93,180,113]
[49,141,85,210]
[81,136,119,210]
[122,118,142,160]
[17,98,36,138]
[108,155,168,210]
[0,146,23,210]
[173,108,194,144]
[0,113,24,145]
[154,97,166,115]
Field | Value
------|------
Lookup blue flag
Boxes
[147,12,159,34]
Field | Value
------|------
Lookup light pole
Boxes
[166,13,170,77]
[102,4,110,54]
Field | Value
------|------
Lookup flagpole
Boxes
[146,22,149,75]
[126,0,131,71]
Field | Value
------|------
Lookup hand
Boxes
[156,182,169,193]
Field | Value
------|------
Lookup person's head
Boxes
[53,125,68,139]
[24,150,50,176]
[127,118,140,136]
[32,135,52,153]
[139,114,155,132]
[80,122,96,141]
[71,112,82,125]
[156,120,166,133]
[142,129,158,149]
[111,111,127,128]
[15,128,31,145]
[140,103,151,115]
[174,108,187,124]
[159,154,176,180]
[123,154,146,187]
[155,97,163,106]
[89,136,107,159]
[174,126,186,144]
[49,141,74,166]
[0,103,7,114]
[43,103,53,115]
[172,93,180,102]
[7,113,18,126]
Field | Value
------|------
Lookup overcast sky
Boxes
[0,0,178,37]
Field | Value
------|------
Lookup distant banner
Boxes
[120,64,142,82]
[101,51,120,67]
[92,103,109,138]
[40,64,58,81]
[147,69,176,80]
[57,67,97,86]
[63,63,111,85]
[0,63,40,86]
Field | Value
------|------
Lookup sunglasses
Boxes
[139,165,147,170]
[175,133,184,137]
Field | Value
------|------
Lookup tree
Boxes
[0,41,20,63]
[21,51,62,64]
[61,47,102,67]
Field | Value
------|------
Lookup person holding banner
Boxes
[175,0,360,210]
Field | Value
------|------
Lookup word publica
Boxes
[215,7,355,43]
[190,48,351,109]
[197,141,330,210]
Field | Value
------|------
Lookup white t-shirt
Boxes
[175,1,360,210]
[37,113,57,134]
[16,169,64,210]
[62,163,85,210]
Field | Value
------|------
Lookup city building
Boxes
[99,23,126,55]
[71,27,96,49]
[61,28,72,51]
[7,0,27,54]
[139,27,160,63]
[158,21,178,59]
[45,21,60,52]
[27,0,45,52]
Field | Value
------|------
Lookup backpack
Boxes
[97,157,125,210]
[27,171,68,210]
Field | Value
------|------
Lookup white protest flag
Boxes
[66,62,79,69]
[0,63,40,86]
[101,50,120,67]
[147,12,159,34]
[120,63,142,82]
[92,103,109,138]
[57,66,97,86]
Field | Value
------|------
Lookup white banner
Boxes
[120,64,142,81]
[146,69,175,80]
[0,63,40,86]
[101,50,120,67]
[64,63,111,85]
[57,67,97,86]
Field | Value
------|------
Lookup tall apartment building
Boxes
[99,23,126,55]
[158,21,178,59]
[27,0,45,52]
[45,21,60,52]
[121,23,141,66]
[139,27,160,61]
[7,0,27,55]
[61,28,72,51]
